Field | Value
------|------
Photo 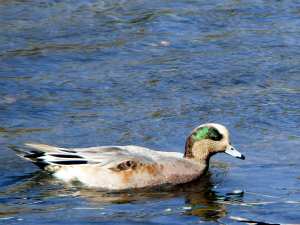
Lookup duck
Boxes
[14,123,245,190]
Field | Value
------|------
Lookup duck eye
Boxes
[210,135,220,141]
[209,133,222,141]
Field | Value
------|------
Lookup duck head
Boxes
[184,123,245,165]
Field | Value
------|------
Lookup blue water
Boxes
[1,0,300,224]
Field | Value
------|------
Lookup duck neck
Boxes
[184,141,214,167]
[185,153,211,168]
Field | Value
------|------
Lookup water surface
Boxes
[1,0,300,224]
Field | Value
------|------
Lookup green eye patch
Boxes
[192,126,222,142]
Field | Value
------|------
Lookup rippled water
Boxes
[1,0,300,224]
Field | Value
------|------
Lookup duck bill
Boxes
[225,145,245,160]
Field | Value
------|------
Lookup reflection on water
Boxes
[0,166,238,223]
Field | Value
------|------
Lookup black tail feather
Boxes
[13,148,88,170]
[13,149,50,169]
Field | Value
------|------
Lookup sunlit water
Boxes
[1,0,300,224]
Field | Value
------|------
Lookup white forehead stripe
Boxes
[198,123,228,135]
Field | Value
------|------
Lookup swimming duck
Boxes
[14,123,245,189]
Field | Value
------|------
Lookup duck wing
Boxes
[15,143,185,172]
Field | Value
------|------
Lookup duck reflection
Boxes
[70,170,241,222]
[6,163,243,223]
